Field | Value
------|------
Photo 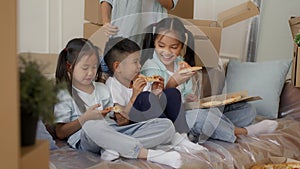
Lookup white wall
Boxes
[256,0,300,61]
[18,0,84,53]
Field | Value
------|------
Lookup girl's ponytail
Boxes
[184,29,195,66]
[141,23,156,65]
[56,48,70,84]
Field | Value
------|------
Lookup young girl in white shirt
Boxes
[54,38,182,168]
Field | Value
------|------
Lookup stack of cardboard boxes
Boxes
[289,16,300,88]
[84,0,108,55]
[83,0,259,67]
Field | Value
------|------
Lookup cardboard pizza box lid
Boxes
[184,90,262,110]
[217,1,260,28]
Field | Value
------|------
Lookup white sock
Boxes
[173,133,207,152]
[245,120,278,136]
[101,149,120,161]
[147,149,182,168]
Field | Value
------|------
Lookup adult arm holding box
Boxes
[100,1,119,36]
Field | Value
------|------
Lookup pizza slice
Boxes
[222,95,242,105]
[179,66,202,74]
[104,105,122,113]
[201,100,223,108]
[138,74,160,82]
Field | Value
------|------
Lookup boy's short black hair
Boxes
[103,37,141,75]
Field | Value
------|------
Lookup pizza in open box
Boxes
[184,91,262,110]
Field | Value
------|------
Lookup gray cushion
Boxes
[224,59,291,119]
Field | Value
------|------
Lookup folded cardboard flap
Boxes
[183,1,259,68]
[217,1,260,28]
[289,16,300,39]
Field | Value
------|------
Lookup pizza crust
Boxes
[201,100,223,107]
[179,66,202,74]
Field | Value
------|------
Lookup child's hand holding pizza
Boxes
[79,104,107,124]
[151,76,164,96]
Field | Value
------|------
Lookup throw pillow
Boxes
[224,59,292,119]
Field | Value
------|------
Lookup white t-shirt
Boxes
[105,76,151,106]
[99,0,178,45]
[54,81,114,148]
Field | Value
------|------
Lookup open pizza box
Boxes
[184,90,262,110]
[181,1,259,67]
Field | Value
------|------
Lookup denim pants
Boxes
[129,88,189,133]
[79,118,175,158]
[186,102,256,143]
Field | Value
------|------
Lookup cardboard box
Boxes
[183,1,259,67]
[289,16,300,87]
[84,0,102,24]
[83,23,109,56]
[168,0,194,19]
[21,140,49,169]
[19,53,58,79]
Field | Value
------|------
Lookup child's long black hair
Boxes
[142,17,195,66]
[103,37,141,76]
[56,38,103,113]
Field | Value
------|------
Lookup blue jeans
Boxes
[186,102,256,143]
[129,88,189,133]
[79,118,175,158]
[223,102,256,127]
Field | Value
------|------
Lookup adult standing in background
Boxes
[100,0,178,46]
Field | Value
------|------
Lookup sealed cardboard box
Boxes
[84,0,102,24]
[168,0,194,19]
[83,23,108,55]
[183,1,259,67]
[289,16,300,87]
[21,140,49,169]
